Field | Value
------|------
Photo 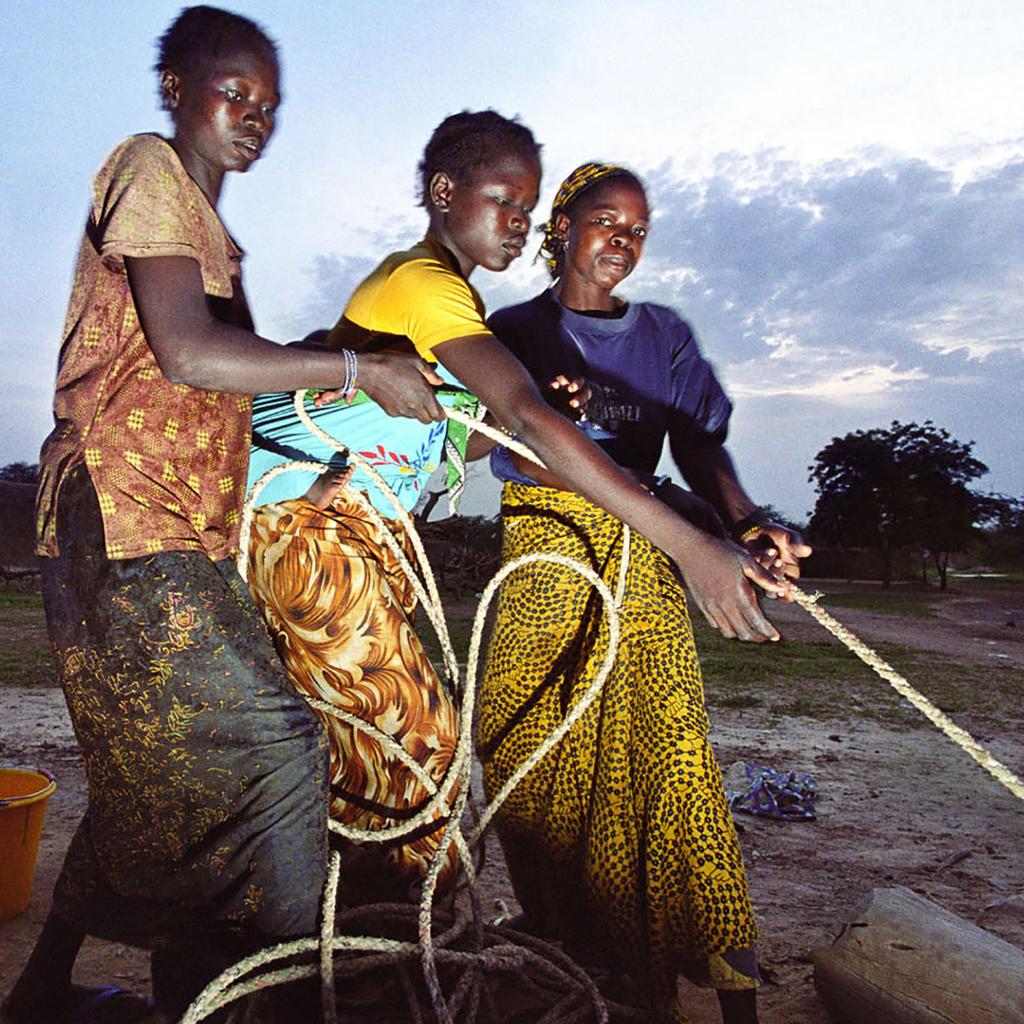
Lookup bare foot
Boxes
[304,466,355,509]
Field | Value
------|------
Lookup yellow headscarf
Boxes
[538,162,627,276]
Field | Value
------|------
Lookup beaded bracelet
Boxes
[731,510,769,544]
[341,348,358,399]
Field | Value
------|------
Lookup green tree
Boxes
[808,421,990,588]
[976,493,1024,531]
[972,492,1024,570]
[757,503,807,535]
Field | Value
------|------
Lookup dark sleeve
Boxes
[666,314,733,458]
[489,444,538,485]
[488,298,581,386]
[486,307,524,356]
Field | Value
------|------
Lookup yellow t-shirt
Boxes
[327,236,493,360]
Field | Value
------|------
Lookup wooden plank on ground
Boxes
[812,886,1024,1023]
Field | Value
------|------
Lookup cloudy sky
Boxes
[3,0,1021,521]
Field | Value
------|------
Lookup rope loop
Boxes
[188,390,1023,1022]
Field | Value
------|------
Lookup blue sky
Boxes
[2,0,1022,520]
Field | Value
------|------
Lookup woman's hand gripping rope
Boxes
[673,532,789,642]
[740,522,813,598]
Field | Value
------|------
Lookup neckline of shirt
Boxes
[546,287,641,335]
[145,133,243,257]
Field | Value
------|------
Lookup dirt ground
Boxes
[1,581,1022,1023]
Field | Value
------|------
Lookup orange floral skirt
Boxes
[246,492,459,894]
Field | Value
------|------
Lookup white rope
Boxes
[789,586,1024,802]
[188,389,1023,1023]
[447,406,547,470]
[195,393,617,1023]
[470,543,629,845]
[319,851,340,1024]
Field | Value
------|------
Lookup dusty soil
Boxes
[1,581,1022,1023]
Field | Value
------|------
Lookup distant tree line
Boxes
[0,461,39,485]
[807,421,1021,588]
[6,432,1021,591]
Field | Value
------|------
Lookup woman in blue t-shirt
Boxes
[477,163,810,1024]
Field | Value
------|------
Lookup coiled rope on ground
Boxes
[185,392,1023,1023]
[197,394,629,1024]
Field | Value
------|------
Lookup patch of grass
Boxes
[714,693,764,709]
[0,628,54,688]
[0,588,55,687]
[415,585,497,674]
[417,609,481,672]
[0,643,54,688]
[694,615,1024,729]
[0,591,43,609]
[815,590,936,617]
[950,572,1024,588]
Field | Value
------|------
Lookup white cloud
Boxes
[726,362,928,402]
[911,294,1024,361]
[629,149,1024,367]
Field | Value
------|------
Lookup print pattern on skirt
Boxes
[246,491,459,893]
[477,483,758,1022]
[44,467,328,948]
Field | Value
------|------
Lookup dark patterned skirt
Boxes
[43,466,328,949]
[477,484,758,1022]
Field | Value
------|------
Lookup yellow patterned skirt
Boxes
[246,492,459,895]
[477,484,758,1022]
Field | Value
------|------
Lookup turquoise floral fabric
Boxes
[249,366,480,515]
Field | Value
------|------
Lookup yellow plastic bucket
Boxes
[0,767,57,921]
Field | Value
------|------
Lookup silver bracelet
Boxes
[341,348,358,396]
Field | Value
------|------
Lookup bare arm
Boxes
[464,411,501,461]
[433,334,788,641]
[125,255,445,422]
[678,442,812,581]
[507,448,567,488]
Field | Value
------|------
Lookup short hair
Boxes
[417,110,541,207]
[155,5,278,82]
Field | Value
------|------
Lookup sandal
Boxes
[1,985,153,1024]
[69,987,153,1024]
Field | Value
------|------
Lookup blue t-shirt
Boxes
[488,289,731,483]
